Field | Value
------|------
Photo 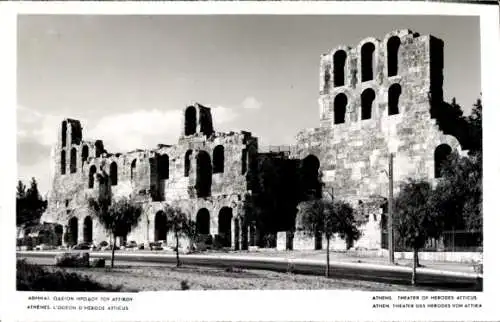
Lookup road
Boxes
[17,251,482,291]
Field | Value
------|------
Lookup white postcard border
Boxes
[1,1,499,321]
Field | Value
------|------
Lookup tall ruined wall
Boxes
[293,30,462,201]
[42,103,258,246]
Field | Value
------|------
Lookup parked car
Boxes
[126,241,138,249]
[148,241,163,251]
[35,244,55,251]
[72,242,91,250]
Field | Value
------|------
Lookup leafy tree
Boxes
[433,151,482,232]
[393,179,442,285]
[88,196,143,268]
[466,97,482,154]
[164,205,197,267]
[297,198,360,277]
[16,178,47,227]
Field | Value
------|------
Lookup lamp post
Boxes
[385,124,398,265]
[388,152,394,264]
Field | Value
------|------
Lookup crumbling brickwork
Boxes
[292,29,463,249]
[41,103,259,249]
[40,29,462,252]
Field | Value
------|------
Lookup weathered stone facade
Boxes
[291,29,462,249]
[40,29,462,251]
[41,103,259,249]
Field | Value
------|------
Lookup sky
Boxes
[17,14,481,195]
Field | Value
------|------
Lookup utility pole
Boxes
[388,153,395,264]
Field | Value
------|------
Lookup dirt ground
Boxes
[44,264,435,292]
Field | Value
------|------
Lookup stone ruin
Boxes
[39,29,463,252]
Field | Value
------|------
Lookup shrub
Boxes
[16,259,122,292]
[212,235,224,249]
[180,280,190,290]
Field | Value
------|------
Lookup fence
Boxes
[381,229,482,252]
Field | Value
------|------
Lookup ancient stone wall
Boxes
[42,103,257,248]
[39,30,462,252]
[294,30,461,200]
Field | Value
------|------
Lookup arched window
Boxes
[361,89,376,120]
[70,148,77,173]
[89,165,96,188]
[333,50,347,87]
[361,42,376,82]
[213,145,224,173]
[185,106,197,136]
[334,93,348,124]
[387,36,401,77]
[388,83,402,115]
[184,150,192,177]
[434,144,452,178]
[158,154,169,180]
[196,208,210,235]
[61,150,66,175]
[110,162,118,186]
[81,145,89,169]
[61,121,67,147]
[130,159,137,180]
[196,151,212,198]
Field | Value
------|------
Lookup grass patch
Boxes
[16,259,122,292]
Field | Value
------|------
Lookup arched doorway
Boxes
[55,224,63,246]
[155,211,167,241]
[434,144,452,178]
[68,217,78,246]
[196,208,210,235]
[83,216,93,243]
[233,217,240,250]
[301,155,321,199]
[218,207,233,247]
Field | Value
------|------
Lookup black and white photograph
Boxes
[2,2,500,322]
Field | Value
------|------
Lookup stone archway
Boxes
[154,211,167,242]
[218,207,233,247]
[83,216,93,243]
[67,217,78,246]
[55,224,63,246]
[196,208,210,235]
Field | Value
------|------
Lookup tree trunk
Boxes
[325,237,330,278]
[111,235,117,268]
[411,247,418,285]
[175,231,180,267]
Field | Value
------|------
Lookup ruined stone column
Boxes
[77,217,84,244]
[62,225,68,248]
[231,217,240,250]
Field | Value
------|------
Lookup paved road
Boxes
[17,251,482,291]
